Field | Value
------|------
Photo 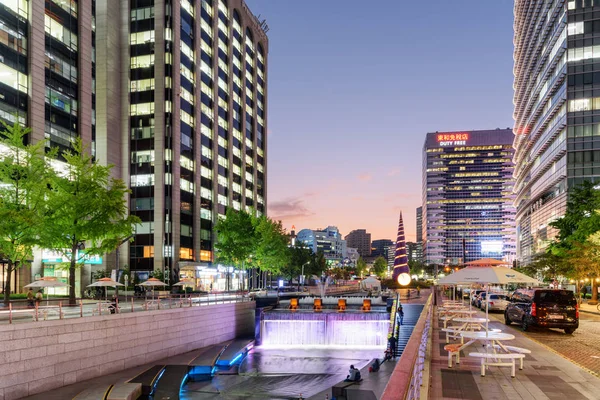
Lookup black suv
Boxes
[504,289,578,334]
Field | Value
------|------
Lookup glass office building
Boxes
[422,129,517,266]
[0,0,268,287]
[513,0,600,264]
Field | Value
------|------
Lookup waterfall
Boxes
[261,311,390,347]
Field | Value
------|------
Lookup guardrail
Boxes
[381,294,432,400]
[406,304,432,400]
[0,291,251,324]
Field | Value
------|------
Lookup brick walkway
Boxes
[429,304,600,400]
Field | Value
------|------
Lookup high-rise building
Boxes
[297,226,346,263]
[406,242,419,263]
[345,229,371,258]
[371,239,393,258]
[513,0,593,265]
[0,0,268,288]
[416,206,423,262]
[422,129,517,266]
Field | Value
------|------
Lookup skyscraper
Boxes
[345,229,372,258]
[0,0,268,288]
[513,0,591,265]
[371,239,393,258]
[422,129,517,266]
[416,206,423,262]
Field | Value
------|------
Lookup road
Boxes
[488,309,600,376]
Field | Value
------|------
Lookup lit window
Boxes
[569,98,592,112]
[180,248,194,260]
[130,30,155,44]
[567,22,584,36]
[131,174,154,187]
[143,246,154,258]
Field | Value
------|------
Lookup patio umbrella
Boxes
[87,278,124,302]
[24,277,69,305]
[173,278,195,287]
[437,266,540,334]
[138,278,167,300]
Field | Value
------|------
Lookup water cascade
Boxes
[261,311,390,347]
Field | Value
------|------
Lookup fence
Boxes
[0,291,250,324]
[405,302,432,400]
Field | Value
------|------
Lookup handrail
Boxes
[0,291,251,324]
[381,294,432,400]
[405,305,432,400]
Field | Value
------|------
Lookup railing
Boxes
[406,303,432,400]
[0,291,251,324]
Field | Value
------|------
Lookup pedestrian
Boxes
[417,286,421,297]
[397,305,404,326]
[388,336,397,358]
[35,289,43,306]
[26,289,34,307]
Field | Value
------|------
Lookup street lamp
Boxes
[301,261,310,292]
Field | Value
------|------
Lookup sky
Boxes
[245,0,516,242]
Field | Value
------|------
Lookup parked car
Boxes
[504,289,578,334]
[481,294,510,311]
[471,290,485,306]
[475,292,487,309]
[462,288,471,299]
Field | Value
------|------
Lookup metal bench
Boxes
[469,352,525,377]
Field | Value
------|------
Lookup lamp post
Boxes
[301,261,310,292]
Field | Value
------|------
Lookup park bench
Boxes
[489,345,531,370]
[469,352,525,377]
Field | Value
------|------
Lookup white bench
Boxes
[489,345,531,370]
[442,328,465,344]
[469,352,525,377]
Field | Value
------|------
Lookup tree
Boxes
[214,208,258,290]
[0,122,53,305]
[40,139,140,304]
[307,250,327,279]
[549,181,600,303]
[253,216,290,277]
[281,241,312,288]
[372,256,388,278]
[566,240,600,302]
[517,251,569,283]
[355,257,367,278]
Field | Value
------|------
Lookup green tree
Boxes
[214,208,258,290]
[355,256,367,278]
[253,216,290,277]
[281,241,312,288]
[516,251,569,283]
[0,121,54,305]
[372,256,388,278]
[307,250,327,278]
[40,139,140,304]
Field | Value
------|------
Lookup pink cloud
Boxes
[357,173,372,182]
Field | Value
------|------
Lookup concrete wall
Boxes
[0,301,255,400]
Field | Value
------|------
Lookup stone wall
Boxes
[0,301,255,400]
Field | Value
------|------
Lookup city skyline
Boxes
[247,0,516,241]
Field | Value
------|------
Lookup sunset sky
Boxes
[246,0,516,242]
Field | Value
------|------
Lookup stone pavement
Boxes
[429,304,600,400]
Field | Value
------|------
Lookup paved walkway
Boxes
[429,303,600,400]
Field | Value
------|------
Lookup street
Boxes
[488,310,600,376]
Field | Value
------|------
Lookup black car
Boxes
[504,289,578,334]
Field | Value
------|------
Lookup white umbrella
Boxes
[24,277,69,305]
[138,278,167,300]
[173,278,195,287]
[87,278,124,302]
[437,266,540,334]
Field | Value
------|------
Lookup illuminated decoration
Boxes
[392,211,411,286]
[436,132,469,147]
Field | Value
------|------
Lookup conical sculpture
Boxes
[392,211,411,286]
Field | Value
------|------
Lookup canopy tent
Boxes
[464,258,511,267]
[360,276,381,291]
[437,266,539,334]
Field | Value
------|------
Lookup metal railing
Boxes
[0,291,251,324]
[406,303,432,400]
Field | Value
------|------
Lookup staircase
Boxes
[389,304,424,357]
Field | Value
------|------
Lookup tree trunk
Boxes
[3,261,13,306]
[69,244,78,305]
[591,280,598,305]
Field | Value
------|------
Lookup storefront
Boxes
[41,249,103,296]
[179,263,247,292]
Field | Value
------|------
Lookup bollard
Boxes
[8,303,12,324]
[80,300,83,317]
[131,297,134,313]
[59,302,63,319]
[35,303,39,322]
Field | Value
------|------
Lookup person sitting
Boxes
[369,358,380,372]
[383,349,392,363]
[345,365,361,382]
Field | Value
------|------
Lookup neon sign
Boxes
[436,132,469,146]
